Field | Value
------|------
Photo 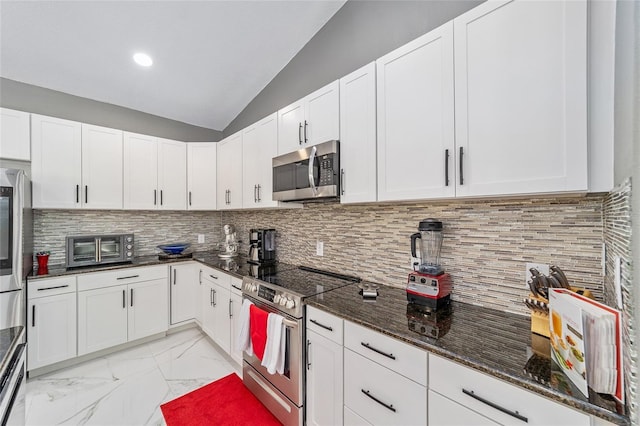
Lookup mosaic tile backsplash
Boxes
[222,195,606,315]
[604,178,635,421]
[33,210,223,267]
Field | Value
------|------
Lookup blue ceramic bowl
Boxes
[157,243,191,255]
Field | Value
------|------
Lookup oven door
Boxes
[242,295,303,407]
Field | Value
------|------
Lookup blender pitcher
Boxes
[410,219,444,275]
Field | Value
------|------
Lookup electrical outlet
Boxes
[316,241,324,256]
[197,234,205,244]
[525,262,549,287]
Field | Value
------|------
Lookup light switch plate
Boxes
[197,234,205,244]
[316,241,324,256]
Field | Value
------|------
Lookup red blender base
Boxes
[406,271,452,309]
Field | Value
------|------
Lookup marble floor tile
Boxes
[25,328,239,426]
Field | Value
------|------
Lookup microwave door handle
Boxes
[97,238,102,263]
[94,238,100,263]
[308,145,318,196]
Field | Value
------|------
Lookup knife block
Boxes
[526,287,594,338]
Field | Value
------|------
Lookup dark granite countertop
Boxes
[0,326,24,381]
[27,251,260,281]
[305,283,629,425]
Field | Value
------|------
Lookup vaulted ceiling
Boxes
[0,1,346,131]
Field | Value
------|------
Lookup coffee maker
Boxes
[407,219,452,309]
[248,229,276,265]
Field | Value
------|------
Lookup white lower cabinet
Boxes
[344,349,427,425]
[77,266,168,356]
[306,306,345,426]
[306,330,343,426]
[229,278,243,365]
[169,263,199,325]
[200,268,232,354]
[128,278,169,341]
[429,354,590,426]
[428,390,498,426]
[27,276,77,371]
[78,284,129,355]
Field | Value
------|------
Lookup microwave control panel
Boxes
[319,155,335,186]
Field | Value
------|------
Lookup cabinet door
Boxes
[201,281,216,339]
[339,63,377,204]
[277,99,305,155]
[211,281,231,354]
[429,390,499,426]
[27,293,77,371]
[454,0,587,196]
[306,330,343,426]
[128,278,168,340]
[216,132,243,210]
[187,142,217,210]
[376,22,455,202]
[0,108,30,161]
[242,113,278,208]
[158,138,187,210]
[123,132,158,210]
[170,264,199,325]
[305,80,340,146]
[81,124,123,209]
[229,290,243,365]
[31,114,82,209]
[78,285,128,355]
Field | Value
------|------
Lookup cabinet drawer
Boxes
[307,306,343,344]
[429,355,590,426]
[344,406,372,426]
[201,266,231,290]
[344,349,426,426]
[344,320,427,386]
[77,265,167,291]
[29,276,77,298]
[230,276,243,294]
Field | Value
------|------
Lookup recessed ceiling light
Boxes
[133,52,153,67]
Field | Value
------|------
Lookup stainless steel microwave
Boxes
[272,140,340,202]
[66,234,134,268]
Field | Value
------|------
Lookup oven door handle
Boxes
[308,145,318,196]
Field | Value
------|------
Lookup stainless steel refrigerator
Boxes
[0,168,31,329]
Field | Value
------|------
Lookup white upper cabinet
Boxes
[453,0,588,197]
[376,22,455,202]
[124,132,158,209]
[339,62,377,204]
[216,131,243,210]
[124,134,186,210]
[31,114,83,209]
[157,138,187,210]
[187,142,217,210]
[277,80,339,155]
[0,108,30,161]
[243,113,279,208]
[81,124,123,209]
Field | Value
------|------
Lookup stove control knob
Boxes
[279,296,287,306]
[285,299,295,309]
[273,294,281,304]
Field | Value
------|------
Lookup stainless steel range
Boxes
[241,265,360,426]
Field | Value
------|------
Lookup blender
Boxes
[407,219,452,309]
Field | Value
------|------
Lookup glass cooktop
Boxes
[250,265,361,299]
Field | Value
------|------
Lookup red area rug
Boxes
[161,373,282,426]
